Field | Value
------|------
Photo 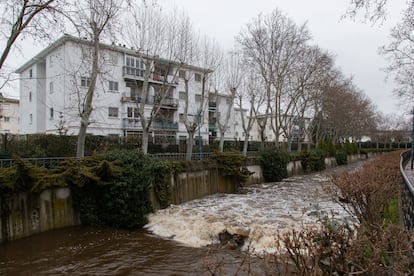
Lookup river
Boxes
[0,162,362,275]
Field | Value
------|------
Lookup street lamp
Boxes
[197,111,202,160]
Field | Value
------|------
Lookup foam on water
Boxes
[145,173,355,253]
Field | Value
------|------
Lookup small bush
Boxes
[259,148,289,182]
[335,150,348,165]
[300,149,326,172]
[213,150,253,182]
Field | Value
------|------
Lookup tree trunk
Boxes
[219,132,225,152]
[141,127,149,155]
[76,34,99,158]
[243,136,249,156]
[186,133,195,160]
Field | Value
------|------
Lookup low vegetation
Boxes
[208,150,413,274]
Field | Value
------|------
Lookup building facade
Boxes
[16,35,211,145]
[0,94,19,134]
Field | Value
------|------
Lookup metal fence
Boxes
[148,152,214,161]
[0,157,76,168]
[0,151,260,168]
[400,150,414,230]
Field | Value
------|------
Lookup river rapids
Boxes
[145,167,358,254]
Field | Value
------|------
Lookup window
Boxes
[109,81,119,91]
[29,114,33,125]
[226,98,232,105]
[81,76,91,87]
[125,56,145,77]
[49,55,54,67]
[4,117,10,123]
[195,94,202,102]
[29,91,32,102]
[108,107,118,118]
[127,107,139,118]
[179,113,184,123]
[29,69,32,78]
[179,70,186,79]
[49,81,54,94]
[194,73,202,82]
[179,91,186,100]
[50,108,54,119]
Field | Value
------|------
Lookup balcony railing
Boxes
[122,93,178,109]
[153,121,178,130]
[123,118,142,129]
[123,66,178,86]
[123,66,145,79]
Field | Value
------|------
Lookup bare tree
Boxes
[280,46,333,151]
[0,0,64,86]
[380,3,414,108]
[125,4,197,155]
[236,71,265,155]
[344,0,389,22]
[66,0,124,157]
[181,36,220,160]
[216,51,242,152]
[237,9,311,148]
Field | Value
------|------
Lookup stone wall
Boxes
[0,153,370,242]
[0,188,78,243]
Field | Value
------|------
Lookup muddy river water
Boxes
[0,162,362,275]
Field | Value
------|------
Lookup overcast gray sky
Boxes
[157,0,406,115]
[3,0,407,115]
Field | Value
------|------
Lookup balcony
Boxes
[150,96,179,109]
[122,66,178,86]
[122,118,142,129]
[208,102,217,112]
[153,121,178,130]
[209,124,217,131]
[123,66,145,80]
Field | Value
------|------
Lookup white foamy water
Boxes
[145,172,355,254]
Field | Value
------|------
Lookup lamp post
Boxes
[197,111,202,160]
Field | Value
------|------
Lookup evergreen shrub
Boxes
[300,149,326,172]
[335,150,348,165]
[259,148,289,182]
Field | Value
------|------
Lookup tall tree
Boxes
[236,71,265,155]
[0,0,64,86]
[237,9,311,148]
[67,0,124,157]
[126,4,195,155]
[181,36,220,160]
[380,3,414,107]
[217,51,242,152]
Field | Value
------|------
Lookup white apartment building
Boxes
[0,94,19,134]
[233,111,311,144]
[15,35,211,144]
[208,92,236,142]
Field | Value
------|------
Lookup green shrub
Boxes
[213,150,253,182]
[72,149,171,228]
[301,149,326,172]
[318,139,336,157]
[335,150,348,165]
[344,141,359,155]
[259,148,289,182]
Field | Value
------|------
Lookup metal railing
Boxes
[0,151,259,168]
[148,152,214,160]
[400,150,414,230]
[0,157,76,168]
